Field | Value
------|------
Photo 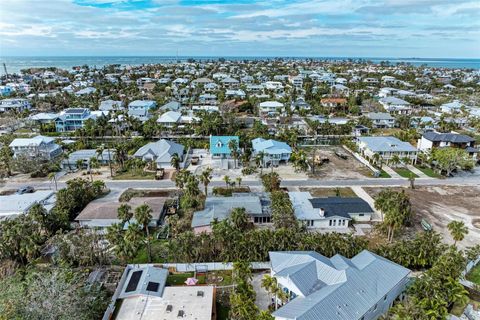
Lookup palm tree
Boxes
[235,177,242,187]
[170,153,181,172]
[135,204,153,262]
[223,175,231,188]
[117,203,133,227]
[199,167,213,195]
[256,151,266,175]
[447,220,468,246]
[48,172,58,191]
[228,139,239,169]
[76,159,84,172]
[390,154,400,168]
[230,207,249,231]
[261,274,277,309]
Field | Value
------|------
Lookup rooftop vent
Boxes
[166,305,173,313]
[177,310,185,318]
[197,290,204,297]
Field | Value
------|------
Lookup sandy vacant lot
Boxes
[365,186,480,248]
[308,146,372,180]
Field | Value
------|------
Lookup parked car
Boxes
[16,186,35,194]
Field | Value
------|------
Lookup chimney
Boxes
[319,208,325,217]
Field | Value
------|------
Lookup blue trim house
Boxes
[55,108,94,132]
[252,138,292,166]
[210,136,239,158]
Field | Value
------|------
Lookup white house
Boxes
[133,139,185,169]
[379,96,411,115]
[259,101,283,116]
[367,112,396,128]
[0,98,31,113]
[418,131,477,159]
[0,191,56,220]
[357,136,418,164]
[9,135,62,160]
[289,192,373,230]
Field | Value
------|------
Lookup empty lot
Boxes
[365,186,480,248]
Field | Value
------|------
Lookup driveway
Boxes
[251,271,271,311]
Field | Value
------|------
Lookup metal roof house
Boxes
[109,265,214,320]
[252,138,292,167]
[191,193,271,234]
[9,135,62,160]
[269,250,411,320]
[289,192,373,230]
[128,100,157,110]
[55,108,96,132]
[0,191,56,220]
[133,139,184,169]
[357,136,418,164]
[209,136,239,159]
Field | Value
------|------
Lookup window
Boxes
[333,220,336,226]
[329,220,333,226]
[384,295,387,301]
[359,213,364,217]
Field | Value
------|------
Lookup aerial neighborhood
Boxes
[1,58,480,320]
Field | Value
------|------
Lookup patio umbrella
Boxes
[184,277,198,286]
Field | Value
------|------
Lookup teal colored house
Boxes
[210,136,239,158]
[55,108,95,132]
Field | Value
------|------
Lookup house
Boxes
[209,136,239,158]
[379,96,411,115]
[269,250,411,320]
[259,101,283,116]
[127,108,151,122]
[62,149,115,170]
[225,89,246,99]
[291,98,311,111]
[133,139,184,169]
[0,191,56,220]
[75,86,96,96]
[191,194,271,234]
[366,112,395,129]
[108,265,214,320]
[157,111,182,128]
[352,125,370,137]
[418,131,477,159]
[289,192,373,230]
[128,100,157,110]
[199,93,217,105]
[75,197,167,228]
[0,98,31,113]
[289,75,303,88]
[159,101,182,112]
[99,99,124,111]
[28,112,60,124]
[252,138,292,167]
[55,108,96,132]
[221,77,239,88]
[321,97,348,109]
[357,136,418,164]
[9,135,62,160]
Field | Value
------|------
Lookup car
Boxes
[16,186,35,194]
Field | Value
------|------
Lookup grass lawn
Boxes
[216,303,230,320]
[112,171,155,180]
[415,166,443,178]
[299,187,356,197]
[393,167,418,178]
[166,272,206,286]
[378,169,391,178]
[467,263,480,285]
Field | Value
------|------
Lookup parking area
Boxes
[365,186,480,248]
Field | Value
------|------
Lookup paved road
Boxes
[2,175,479,193]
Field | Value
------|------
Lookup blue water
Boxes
[1,56,479,75]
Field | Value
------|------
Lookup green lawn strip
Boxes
[378,170,391,178]
[112,171,155,180]
[466,264,480,285]
[166,272,206,286]
[393,167,418,178]
[415,166,443,178]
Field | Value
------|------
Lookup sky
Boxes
[0,0,479,58]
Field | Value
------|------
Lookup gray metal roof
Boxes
[366,112,394,120]
[119,266,168,299]
[191,195,264,228]
[357,136,417,152]
[271,250,411,320]
[134,139,184,163]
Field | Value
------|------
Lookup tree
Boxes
[236,176,242,187]
[230,208,250,231]
[0,145,13,177]
[223,175,231,188]
[48,172,58,191]
[199,167,213,195]
[256,151,267,174]
[270,191,297,229]
[261,172,281,192]
[431,147,475,176]
[135,204,153,263]
[374,189,412,242]
[447,220,468,246]
[229,139,240,169]
[290,149,308,172]
[117,203,133,226]
[170,153,181,172]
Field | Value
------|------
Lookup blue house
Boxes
[210,136,239,158]
[252,138,292,166]
[128,100,157,110]
[55,108,95,132]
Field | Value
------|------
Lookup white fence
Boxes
[343,145,381,177]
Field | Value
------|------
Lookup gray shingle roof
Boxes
[309,197,374,219]
[271,250,411,320]
[423,131,474,144]
[133,139,184,163]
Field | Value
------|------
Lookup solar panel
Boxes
[125,271,143,292]
[146,281,160,292]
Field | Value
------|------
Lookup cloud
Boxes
[0,0,479,57]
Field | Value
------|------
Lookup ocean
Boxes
[1,56,479,75]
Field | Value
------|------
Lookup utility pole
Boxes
[3,63,8,81]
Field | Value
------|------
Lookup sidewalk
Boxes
[351,186,382,222]
[406,165,429,178]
